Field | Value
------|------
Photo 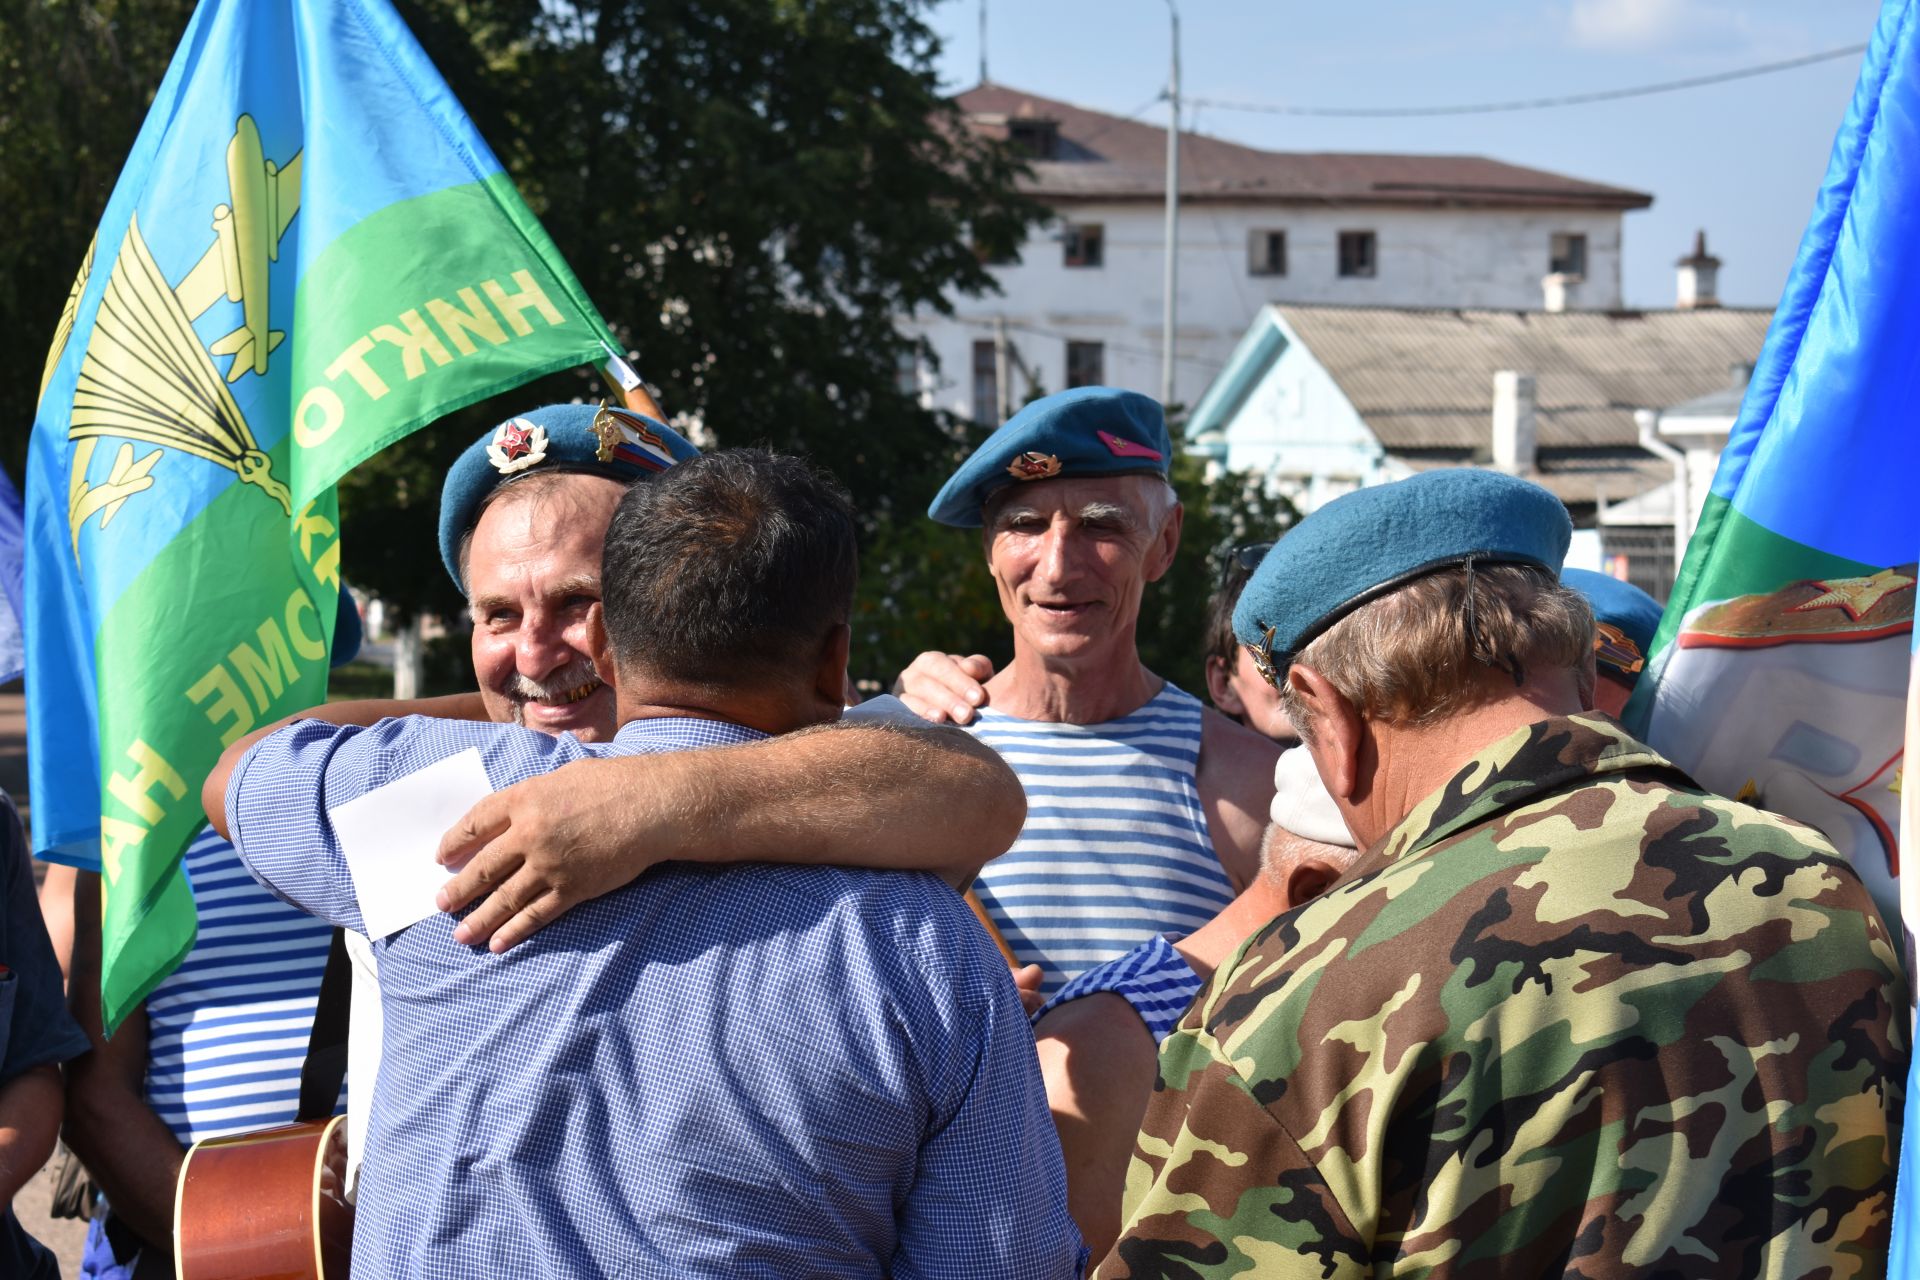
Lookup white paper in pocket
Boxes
[328,748,493,939]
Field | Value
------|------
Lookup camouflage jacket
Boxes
[1099,714,1905,1280]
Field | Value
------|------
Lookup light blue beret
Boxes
[438,402,699,589]
[928,386,1173,528]
[1562,568,1662,675]
[1232,469,1572,679]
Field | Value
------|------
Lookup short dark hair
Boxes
[600,449,858,687]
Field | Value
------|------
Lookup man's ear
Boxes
[1204,654,1245,718]
[1142,501,1184,583]
[815,622,853,708]
[1282,855,1345,912]
[1288,664,1363,802]
[587,604,615,680]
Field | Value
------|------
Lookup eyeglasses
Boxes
[1228,541,1275,573]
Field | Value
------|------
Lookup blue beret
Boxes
[1562,568,1662,676]
[928,387,1173,527]
[1232,469,1572,678]
[438,402,699,589]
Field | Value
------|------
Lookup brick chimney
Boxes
[1492,371,1538,473]
[1677,230,1721,310]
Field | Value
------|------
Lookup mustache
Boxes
[505,656,603,709]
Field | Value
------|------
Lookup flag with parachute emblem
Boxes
[28,0,629,1031]
[1621,0,1919,1260]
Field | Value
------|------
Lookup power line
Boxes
[1186,43,1867,119]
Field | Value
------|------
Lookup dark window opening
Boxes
[1550,232,1588,277]
[1008,118,1060,160]
[1249,230,1287,277]
[1066,341,1105,388]
[1063,224,1104,269]
[1338,231,1377,278]
[972,340,999,425]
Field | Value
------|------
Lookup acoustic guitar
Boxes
[173,1111,353,1279]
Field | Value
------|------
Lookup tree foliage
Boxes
[1,0,201,477]
[4,0,1290,695]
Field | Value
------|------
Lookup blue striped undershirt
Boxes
[1033,933,1203,1045]
[968,683,1231,996]
[143,828,343,1147]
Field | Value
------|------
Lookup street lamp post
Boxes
[1160,0,1181,408]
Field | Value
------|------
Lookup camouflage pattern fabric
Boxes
[1099,714,1905,1280]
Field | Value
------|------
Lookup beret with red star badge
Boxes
[927,386,1173,528]
[438,402,699,590]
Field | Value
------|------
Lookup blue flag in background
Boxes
[0,468,25,686]
[27,0,622,1029]
[1617,0,1918,1264]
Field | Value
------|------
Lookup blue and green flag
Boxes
[28,0,624,1031]
[1624,0,1916,1258]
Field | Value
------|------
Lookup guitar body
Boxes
[175,1115,353,1280]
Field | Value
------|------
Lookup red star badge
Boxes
[496,423,535,461]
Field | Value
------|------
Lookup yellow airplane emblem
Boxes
[62,115,303,556]
[172,114,302,382]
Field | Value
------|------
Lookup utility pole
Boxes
[1160,0,1181,408]
[979,0,989,85]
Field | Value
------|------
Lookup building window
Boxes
[1550,232,1588,277]
[1248,230,1287,277]
[1337,231,1376,278]
[972,340,999,425]
[1008,118,1060,160]
[895,349,920,397]
[1063,223,1104,268]
[1066,341,1105,388]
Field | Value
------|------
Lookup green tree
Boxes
[7,1,1290,699]
[1,0,200,480]
[342,0,1046,627]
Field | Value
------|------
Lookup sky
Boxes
[927,0,1883,309]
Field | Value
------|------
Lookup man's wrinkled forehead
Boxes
[983,473,1165,529]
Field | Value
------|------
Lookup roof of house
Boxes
[1272,304,1773,452]
[959,84,1654,210]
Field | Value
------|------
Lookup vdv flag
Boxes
[0,468,27,686]
[1623,0,1917,1261]
[28,0,625,1031]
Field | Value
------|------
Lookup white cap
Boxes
[1269,746,1353,848]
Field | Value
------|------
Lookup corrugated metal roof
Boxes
[1276,305,1773,450]
[959,84,1654,210]
[1398,452,1676,505]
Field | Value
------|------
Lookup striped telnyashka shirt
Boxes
[142,827,343,1146]
[1033,932,1204,1045]
[968,683,1231,996]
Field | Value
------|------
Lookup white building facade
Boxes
[903,85,1652,419]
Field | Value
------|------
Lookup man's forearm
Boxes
[63,874,188,1248]
[438,717,1029,950]
[664,721,1025,884]
[205,691,489,835]
[0,1064,62,1205]
[62,1065,184,1248]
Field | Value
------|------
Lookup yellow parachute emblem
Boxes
[39,233,95,408]
[66,115,303,557]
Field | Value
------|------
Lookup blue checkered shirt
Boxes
[229,713,1085,1279]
